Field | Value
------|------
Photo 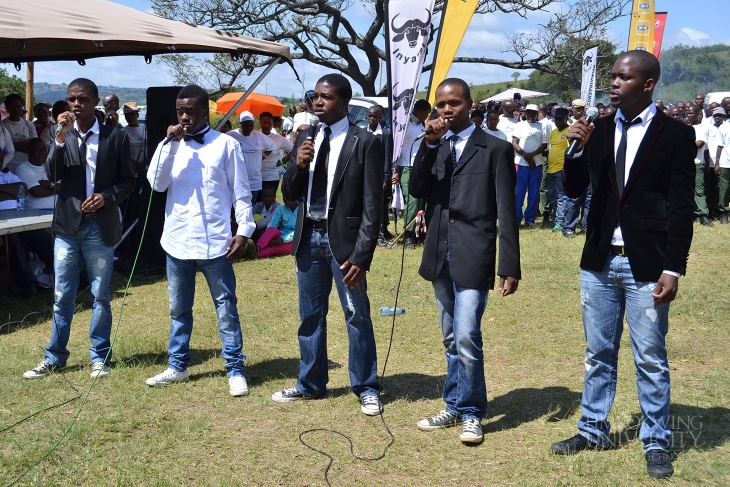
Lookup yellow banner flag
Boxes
[627,0,655,53]
[427,0,479,106]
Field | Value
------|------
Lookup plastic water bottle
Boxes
[379,306,405,316]
[16,183,25,211]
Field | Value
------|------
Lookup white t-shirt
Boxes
[540,118,555,150]
[292,111,317,133]
[707,125,722,168]
[692,123,709,165]
[226,130,278,191]
[262,131,294,181]
[513,121,545,166]
[0,170,22,210]
[497,116,518,141]
[15,160,56,209]
[484,128,507,141]
[718,124,730,168]
[0,118,37,170]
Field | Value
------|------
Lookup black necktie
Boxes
[184,127,210,144]
[78,130,93,164]
[309,126,331,220]
[615,117,642,198]
[449,134,459,166]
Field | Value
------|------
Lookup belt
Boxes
[306,218,327,231]
[82,211,96,220]
[609,245,625,256]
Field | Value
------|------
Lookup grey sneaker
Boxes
[146,367,189,386]
[360,395,383,416]
[23,361,58,379]
[460,419,484,443]
[272,387,306,403]
[228,376,249,396]
[90,361,110,378]
[417,410,462,431]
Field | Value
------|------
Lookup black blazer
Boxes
[46,124,135,246]
[562,110,696,281]
[409,125,521,290]
[283,123,384,270]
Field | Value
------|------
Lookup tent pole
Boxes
[214,56,283,130]
[25,62,34,120]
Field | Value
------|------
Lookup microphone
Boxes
[565,106,600,159]
[162,134,176,146]
[306,122,320,142]
[56,122,67,134]
[414,126,434,141]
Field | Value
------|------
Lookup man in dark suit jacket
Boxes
[24,78,134,380]
[409,78,521,445]
[272,74,385,416]
[550,51,695,479]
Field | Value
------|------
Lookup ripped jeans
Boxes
[46,219,115,367]
[577,254,672,452]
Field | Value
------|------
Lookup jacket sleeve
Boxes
[282,132,309,202]
[348,134,384,270]
[495,142,521,280]
[45,141,66,182]
[100,131,135,209]
[408,140,437,198]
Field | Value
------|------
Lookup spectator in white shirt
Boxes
[15,138,59,209]
[226,110,277,203]
[259,111,293,194]
[146,84,255,396]
[0,93,38,171]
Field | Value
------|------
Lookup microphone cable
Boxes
[297,135,423,486]
[2,144,164,487]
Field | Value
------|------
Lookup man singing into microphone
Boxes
[145,85,255,397]
[550,50,695,479]
[24,78,134,379]
[271,74,385,416]
[409,78,521,444]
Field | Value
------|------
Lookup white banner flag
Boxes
[580,47,598,107]
[386,0,436,166]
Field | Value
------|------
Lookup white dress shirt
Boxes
[54,119,100,198]
[426,122,477,162]
[148,126,255,260]
[397,116,424,167]
[306,115,350,219]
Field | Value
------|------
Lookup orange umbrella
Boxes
[215,92,285,118]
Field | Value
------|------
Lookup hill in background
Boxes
[34,82,148,104]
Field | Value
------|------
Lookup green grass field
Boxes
[1,221,728,486]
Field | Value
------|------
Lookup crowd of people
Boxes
[0,47,725,479]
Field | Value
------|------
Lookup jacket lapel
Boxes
[65,130,81,167]
[621,114,663,200]
[332,125,358,191]
[453,126,486,176]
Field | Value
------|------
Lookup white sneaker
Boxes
[23,361,58,379]
[360,394,383,416]
[228,376,249,397]
[146,367,189,386]
[90,362,110,378]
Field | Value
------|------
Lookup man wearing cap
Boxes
[512,104,547,228]
[122,102,147,169]
[714,107,730,223]
[569,99,586,124]
[706,107,726,219]
[226,111,277,203]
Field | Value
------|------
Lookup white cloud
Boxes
[679,27,710,45]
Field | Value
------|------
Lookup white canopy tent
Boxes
[481,87,549,103]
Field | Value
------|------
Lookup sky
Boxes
[12,0,730,100]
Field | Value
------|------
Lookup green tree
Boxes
[0,67,26,105]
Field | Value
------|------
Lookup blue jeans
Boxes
[46,219,114,367]
[545,171,565,225]
[432,260,488,421]
[516,165,543,223]
[578,255,671,452]
[563,185,591,232]
[166,254,246,377]
[294,225,379,398]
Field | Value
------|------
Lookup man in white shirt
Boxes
[686,104,713,226]
[1,93,38,171]
[259,111,293,194]
[392,99,431,248]
[497,100,519,141]
[483,110,507,141]
[714,107,730,224]
[146,84,255,397]
[512,104,547,228]
[291,91,317,133]
[226,110,277,203]
[15,138,58,209]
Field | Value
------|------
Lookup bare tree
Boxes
[152,0,628,96]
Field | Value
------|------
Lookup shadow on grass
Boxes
[485,386,582,432]
[119,348,223,372]
[610,404,730,453]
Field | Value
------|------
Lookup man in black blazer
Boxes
[272,74,385,416]
[409,78,521,445]
[551,51,695,479]
[24,78,134,380]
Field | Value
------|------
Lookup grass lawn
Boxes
[1,220,728,486]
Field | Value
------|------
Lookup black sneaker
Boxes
[460,419,484,444]
[404,236,416,249]
[550,433,601,455]
[417,410,462,431]
[721,214,729,224]
[23,361,59,379]
[646,449,673,478]
[699,215,714,227]
[272,387,306,403]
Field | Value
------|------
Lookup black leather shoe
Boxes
[551,434,600,455]
[646,449,673,478]
[699,215,714,227]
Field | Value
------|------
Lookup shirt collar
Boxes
[192,124,210,136]
[75,118,100,136]
[322,115,350,136]
[444,122,476,140]
[615,102,656,128]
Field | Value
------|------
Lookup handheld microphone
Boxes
[56,122,67,135]
[162,134,176,146]
[565,106,600,159]
[414,126,434,141]
[306,122,320,142]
